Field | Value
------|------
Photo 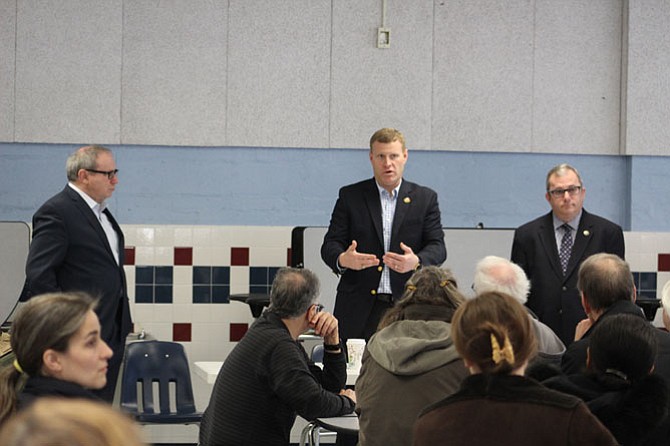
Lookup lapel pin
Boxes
[583,230,590,236]
[403,197,411,204]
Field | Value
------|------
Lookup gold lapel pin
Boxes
[403,197,411,204]
[583,230,590,236]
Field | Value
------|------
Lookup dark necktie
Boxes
[559,223,573,275]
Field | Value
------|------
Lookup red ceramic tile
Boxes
[231,247,250,266]
[173,323,192,342]
[230,323,249,342]
[124,247,135,265]
[287,247,292,266]
[659,254,670,272]
[174,247,193,266]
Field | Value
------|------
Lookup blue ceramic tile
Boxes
[212,285,230,303]
[155,285,173,303]
[135,285,153,303]
[639,272,657,291]
[136,266,154,284]
[193,285,211,303]
[212,266,230,285]
[250,285,270,294]
[155,266,173,285]
[249,267,268,285]
[269,267,280,284]
[193,266,211,284]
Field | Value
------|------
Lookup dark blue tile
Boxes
[136,266,154,284]
[155,266,173,285]
[193,266,211,284]
[135,285,153,303]
[212,285,230,303]
[268,267,280,285]
[212,266,230,285]
[249,267,268,285]
[639,272,657,291]
[155,285,173,303]
[193,285,211,303]
[250,285,270,294]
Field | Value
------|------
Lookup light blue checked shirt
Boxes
[376,180,401,294]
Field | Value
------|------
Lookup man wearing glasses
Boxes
[511,163,624,346]
[20,145,131,403]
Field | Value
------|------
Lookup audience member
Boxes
[473,255,565,361]
[543,314,669,446]
[0,397,146,446]
[321,127,446,341]
[199,268,355,446]
[561,253,670,379]
[662,280,670,331]
[355,266,468,446]
[20,145,132,402]
[0,292,113,425]
[412,292,617,446]
[511,163,625,345]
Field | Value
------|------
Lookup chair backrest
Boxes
[311,344,324,363]
[120,341,197,416]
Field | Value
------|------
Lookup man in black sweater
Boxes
[199,268,356,446]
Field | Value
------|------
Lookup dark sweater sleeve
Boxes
[268,339,355,421]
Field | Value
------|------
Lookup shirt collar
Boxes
[375,179,402,198]
[552,210,582,231]
[68,182,107,214]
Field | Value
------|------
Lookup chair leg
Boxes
[300,421,317,446]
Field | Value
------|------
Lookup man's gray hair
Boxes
[545,163,583,191]
[268,268,320,318]
[473,256,530,304]
[65,145,112,181]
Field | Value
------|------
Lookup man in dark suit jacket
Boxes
[21,145,132,402]
[321,128,446,341]
[511,164,625,345]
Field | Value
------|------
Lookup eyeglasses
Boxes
[86,169,119,180]
[313,304,324,313]
[548,185,581,198]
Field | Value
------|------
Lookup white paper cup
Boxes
[346,338,366,370]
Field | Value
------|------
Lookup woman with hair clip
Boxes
[356,266,469,446]
[543,314,669,446]
[413,291,618,446]
[0,292,113,425]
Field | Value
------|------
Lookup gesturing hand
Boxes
[382,242,419,274]
[338,240,380,271]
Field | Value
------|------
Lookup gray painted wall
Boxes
[1,1,668,154]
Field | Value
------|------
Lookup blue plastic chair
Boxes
[120,340,202,424]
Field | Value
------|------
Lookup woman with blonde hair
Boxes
[413,291,618,446]
[0,397,146,446]
[356,266,469,446]
[0,292,112,424]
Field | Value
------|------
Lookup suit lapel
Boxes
[538,213,564,280]
[66,187,118,263]
[565,210,593,278]
[391,181,412,248]
[363,179,384,248]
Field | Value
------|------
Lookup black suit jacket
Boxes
[21,186,132,346]
[511,209,624,345]
[321,178,446,339]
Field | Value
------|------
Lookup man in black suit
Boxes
[511,164,624,345]
[321,128,446,341]
[21,145,132,402]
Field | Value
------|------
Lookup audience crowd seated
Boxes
[412,291,617,446]
[355,266,468,446]
[543,314,669,446]
[561,253,670,380]
[0,292,113,425]
[199,268,355,446]
[0,397,146,446]
[473,256,565,362]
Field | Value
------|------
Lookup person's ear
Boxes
[42,349,63,375]
[581,292,591,315]
[631,285,637,303]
